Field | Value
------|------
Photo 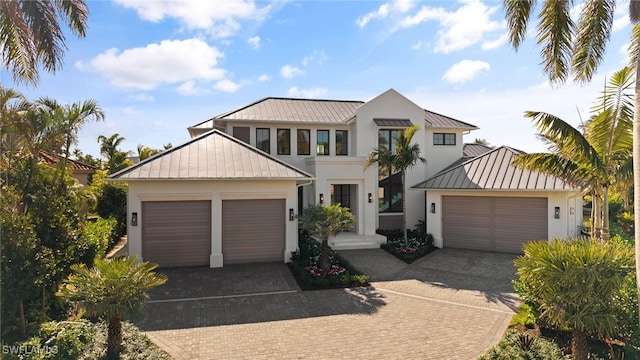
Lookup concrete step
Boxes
[328,233,387,250]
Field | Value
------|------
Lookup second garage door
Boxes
[442,196,548,253]
[222,199,285,264]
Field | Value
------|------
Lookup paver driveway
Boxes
[137,248,520,360]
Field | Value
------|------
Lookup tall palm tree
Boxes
[515,239,634,360]
[0,0,89,85]
[35,98,104,180]
[57,256,167,359]
[97,133,131,174]
[513,67,633,240]
[365,124,425,246]
[136,144,160,161]
[503,0,640,325]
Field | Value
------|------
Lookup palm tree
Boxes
[513,67,633,240]
[0,0,89,85]
[503,0,640,324]
[514,239,634,360]
[136,144,160,161]
[97,133,131,174]
[365,124,425,246]
[57,256,167,359]
[298,204,355,272]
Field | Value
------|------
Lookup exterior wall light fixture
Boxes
[368,193,373,203]
[289,208,295,221]
[430,203,436,214]
[131,212,138,226]
[554,206,560,219]
[319,193,324,204]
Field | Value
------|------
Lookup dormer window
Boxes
[434,133,456,146]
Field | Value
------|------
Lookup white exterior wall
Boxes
[127,180,299,268]
[423,128,465,176]
[425,190,583,248]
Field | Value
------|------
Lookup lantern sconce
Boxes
[554,206,560,219]
[289,208,295,221]
[131,212,138,226]
[368,193,373,203]
[319,193,324,204]
[430,203,436,214]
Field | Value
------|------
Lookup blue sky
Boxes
[0,0,634,158]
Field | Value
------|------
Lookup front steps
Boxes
[328,232,388,250]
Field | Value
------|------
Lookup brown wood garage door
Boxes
[222,199,285,264]
[442,196,548,253]
[142,200,211,267]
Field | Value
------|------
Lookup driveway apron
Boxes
[138,249,520,360]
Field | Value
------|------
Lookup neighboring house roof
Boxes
[39,151,97,173]
[189,94,478,130]
[463,143,493,157]
[424,110,478,130]
[412,146,575,191]
[108,129,314,181]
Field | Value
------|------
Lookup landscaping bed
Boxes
[377,222,436,263]
[288,232,369,290]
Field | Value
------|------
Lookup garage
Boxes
[442,196,548,253]
[222,199,286,264]
[142,200,211,267]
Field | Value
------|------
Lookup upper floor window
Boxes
[256,128,270,153]
[335,130,348,155]
[378,129,403,153]
[297,129,310,155]
[433,133,456,146]
[277,129,291,155]
[233,126,250,144]
[317,130,329,155]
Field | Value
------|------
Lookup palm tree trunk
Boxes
[320,238,331,273]
[571,329,588,360]
[593,193,602,239]
[106,315,124,359]
[401,172,408,247]
[633,52,640,329]
[18,300,25,338]
[602,185,609,241]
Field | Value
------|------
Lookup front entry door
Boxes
[331,184,351,209]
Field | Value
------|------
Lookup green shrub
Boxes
[510,303,536,329]
[478,329,567,360]
[96,184,127,238]
[289,232,369,290]
[82,217,118,259]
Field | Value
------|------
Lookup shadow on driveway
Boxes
[137,262,387,332]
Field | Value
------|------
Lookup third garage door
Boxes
[442,196,548,253]
[222,199,285,264]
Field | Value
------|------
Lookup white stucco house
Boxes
[109,88,581,268]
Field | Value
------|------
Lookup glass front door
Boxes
[331,184,351,209]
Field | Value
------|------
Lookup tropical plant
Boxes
[136,144,160,161]
[514,238,634,360]
[56,256,167,359]
[503,0,640,328]
[364,124,425,246]
[298,204,355,272]
[0,0,89,85]
[512,67,633,240]
[97,133,132,174]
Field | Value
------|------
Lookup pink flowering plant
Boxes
[380,225,435,264]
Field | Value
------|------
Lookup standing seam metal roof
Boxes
[108,130,314,180]
[412,146,575,190]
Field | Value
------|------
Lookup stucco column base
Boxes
[210,254,224,268]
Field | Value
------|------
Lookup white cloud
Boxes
[481,32,508,50]
[177,80,209,96]
[356,0,415,28]
[114,0,271,38]
[129,93,155,102]
[400,0,502,53]
[302,50,328,66]
[442,59,490,84]
[215,79,242,93]
[257,74,271,82]
[288,86,328,98]
[122,106,139,115]
[89,38,226,90]
[613,15,630,32]
[411,40,426,50]
[281,65,305,78]
[248,36,261,49]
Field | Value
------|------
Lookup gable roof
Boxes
[463,143,493,157]
[412,146,575,191]
[108,130,314,181]
[39,151,97,173]
[189,92,478,130]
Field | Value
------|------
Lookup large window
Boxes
[433,133,456,145]
[377,129,404,213]
[277,129,290,155]
[297,129,310,155]
[335,130,348,155]
[317,130,329,155]
[256,128,270,153]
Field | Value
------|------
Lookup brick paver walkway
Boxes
[139,249,519,360]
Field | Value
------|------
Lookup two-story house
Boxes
[110,89,581,268]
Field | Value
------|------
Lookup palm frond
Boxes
[536,0,574,83]
[54,0,89,37]
[571,0,615,83]
[504,0,536,49]
[629,23,640,67]
[512,152,584,186]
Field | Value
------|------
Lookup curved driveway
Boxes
[138,248,520,360]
